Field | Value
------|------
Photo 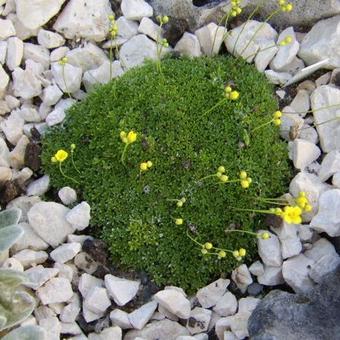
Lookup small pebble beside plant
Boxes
[42,56,291,291]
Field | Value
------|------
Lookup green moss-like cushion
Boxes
[42,56,291,292]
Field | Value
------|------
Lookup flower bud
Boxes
[204,242,213,250]
[239,248,246,257]
[175,218,183,225]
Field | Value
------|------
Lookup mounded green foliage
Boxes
[0,269,35,331]
[42,56,291,291]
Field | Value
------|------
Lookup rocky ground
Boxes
[1,0,340,339]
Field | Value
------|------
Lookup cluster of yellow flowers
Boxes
[156,15,169,25]
[140,161,153,171]
[224,86,240,101]
[278,0,293,12]
[230,0,242,17]
[232,248,246,261]
[239,171,252,189]
[108,14,118,39]
[216,166,229,183]
[279,35,293,46]
[176,197,186,208]
[272,110,282,126]
[58,56,68,66]
[295,191,312,212]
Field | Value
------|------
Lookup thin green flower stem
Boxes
[243,43,277,61]
[186,231,203,247]
[197,174,217,182]
[232,1,264,54]
[109,40,113,81]
[71,152,81,174]
[230,207,273,214]
[283,103,340,116]
[224,229,258,237]
[59,162,80,184]
[120,144,129,166]
[281,116,340,134]
[210,11,230,55]
[211,246,234,254]
[62,64,72,99]
[202,98,227,116]
[251,119,273,132]
[254,197,288,203]
[239,9,281,57]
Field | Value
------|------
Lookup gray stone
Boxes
[128,301,158,330]
[175,32,202,57]
[186,307,211,335]
[212,292,237,317]
[121,0,153,21]
[310,189,340,236]
[231,264,253,294]
[196,278,229,308]
[84,286,111,314]
[257,266,284,286]
[290,90,310,117]
[78,273,103,298]
[138,17,162,41]
[299,16,340,69]
[333,172,340,188]
[53,0,113,42]
[248,266,340,340]
[249,261,264,277]
[318,150,340,181]
[124,319,189,340]
[27,201,75,248]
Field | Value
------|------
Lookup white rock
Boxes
[68,234,93,245]
[7,196,41,222]
[289,171,331,221]
[37,277,73,305]
[110,309,132,329]
[333,172,340,187]
[225,20,277,62]
[27,201,74,248]
[310,189,340,236]
[0,111,24,145]
[23,43,50,70]
[175,32,202,58]
[6,13,39,41]
[12,67,42,100]
[51,62,82,94]
[128,301,158,330]
[257,266,284,286]
[282,254,315,293]
[104,274,140,306]
[0,18,15,39]
[257,230,282,267]
[83,303,104,323]
[88,326,122,340]
[265,69,292,85]
[37,29,65,49]
[74,252,98,274]
[18,105,41,123]
[310,85,340,152]
[277,56,305,75]
[119,34,158,69]
[316,72,331,87]
[0,166,12,182]
[60,294,80,323]
[272,222,302,259]
[138,17,161,41]
[65,202,91,231]
[290,90,310,117]
[304,238,340,283]
[78,273,103,298]
[16,0,65,30]
[13,167,33,186]
[222,331,238,340]
[39,316,61,340]
[54,262,76,282]
[12,222,48,252]
[270,27,299,71]
[196,278,229,309]
[214,317,232,340]
[83,61,124,92]
[254,40,278,72]
[58,186,77,205]
[26,175,50,196]
[195,23,226,56]
[154,289,191,319]
[66,43,108,72]
[0,41,7,64]
[319,150,340,181]
[231,264,253,294]
[50,46,69,63]
[9,134,29,169]
[296,224,314,242]
[0,64,10,98]
[299,15,340,68]
[25,265,59,289]
[2,257,24,271]
[291,139,321,170]
[116,16,139,40]
[212,292,237,317]
[13,249,48,268]
[299,125,319,144]
[186,307,211,335]
[53,0,113,42]
[84,286,111,314]
[249,261,264,276]
[121,0,153,21]
[50,242,82,263]
[34,306,56,322]
[279,107,305,141]
[42,84,63,106]
[0,137,10,167]
[46,98,76,126]
[60,322,82,336]
[6,37,23,71]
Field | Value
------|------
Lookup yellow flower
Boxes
[204,242,213,250]
[239,171,247,180]
[273,111,282,119]
[273,118,281,126]
[241,180,250,189]
[225,86,232,94]
[218,250,226,258]
[239,248,246,257]
[59,56,68,65]
[162,15,169,24]
[127,130,137,144]
[218,166,226,173]
[140,162,148,171]
[282,206,302,224]
[220,175,229,183]
[304,204,312,212]
[51,156,57,163]
[232,250,240,258]
[229,91,240,101]
[201,248,208,255]
[147,161,153,168]
[260,232,271,240]
[175,218,183,225]
[54,149,68,162]
[177,201,183,207]
[70,143,76,151]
